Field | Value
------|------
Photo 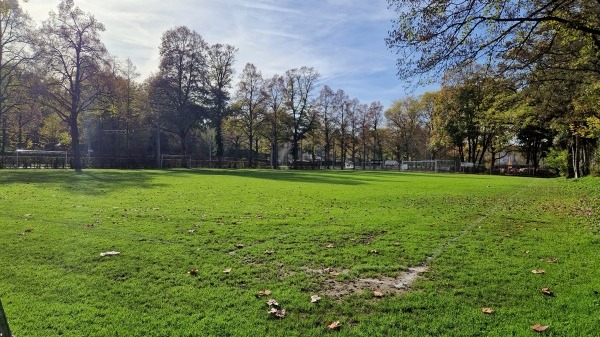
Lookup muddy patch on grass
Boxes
[314,265,429,299]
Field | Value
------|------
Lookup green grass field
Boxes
[0,170,599,336]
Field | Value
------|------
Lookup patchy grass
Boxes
[0,169,598,336]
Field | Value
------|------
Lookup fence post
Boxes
[0,299,12,337]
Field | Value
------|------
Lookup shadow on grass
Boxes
[166,168,373,185]
[0,169,160,195]
[182,169,488,184]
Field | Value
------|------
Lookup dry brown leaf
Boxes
[264,250,275,255]
[373,291,384,298]
[326,244,335,249]
[267,299,279,307]
[541,288,554,296]
[256,290,272,298]
[268,308,286,318]
[532,269,545,274]
[393,242,401,246]
[223,268,232,274]
[544,257,558,263]
[481,307,495,314]
[188,268,198,276]
[311,295,321,303]
[328,321,342,330]
[531,324,549,332]
[24,228,34,233]
[329,271,340,276]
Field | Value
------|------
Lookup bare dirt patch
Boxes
[318,265,429,299]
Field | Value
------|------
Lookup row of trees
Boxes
[0,0,598,177]
[386,0,600,178]
[0,0,393,171]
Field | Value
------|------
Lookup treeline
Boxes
[386,0,600,178]
[1,0,598,177]
[0,1,390,171]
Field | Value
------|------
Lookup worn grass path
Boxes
[0,170,598,336]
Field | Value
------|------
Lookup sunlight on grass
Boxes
[0,170,598,336]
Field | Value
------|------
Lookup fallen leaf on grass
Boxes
[311,295,321,303]
[268,308,286,318]
[326,244,335,249]
[481,307,495,314]
[24,228,33,233]
[188,269,198,276]
[256,290,272,298]
[236,243,245,249]
[264,250,275,255]
[373,291,384,298]
[266,299,279,307]
[541,288,554,296]
[99,251,120,257]
[531,324,549,332]
[544,257,558,263]
[369,250,379,255]
[329,271,340,277]
[392,242,401,246]
[223,268,232,274]
[532,269,545,274]
[328,321,342,330]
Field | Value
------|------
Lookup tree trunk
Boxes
[180,131,187,154]
[254,138,259,168]
[270,119,279,169]
[216,117,224,167]
[70,117,82,173]
[1,116,6,155]
[248,133,254,168]
[155,126,161,168]
[340,137,346,170]
[291,128,300,165]
[570,135,580,179]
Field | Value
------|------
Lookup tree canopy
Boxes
[386,0,600,82]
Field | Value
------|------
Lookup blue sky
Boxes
[22,0,436,109]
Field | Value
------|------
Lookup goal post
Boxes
[15,149,68,169]
[401,160,458,173]
[159,154,192,169]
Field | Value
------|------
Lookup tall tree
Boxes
[334,90,350,169]
[0,0,32,154]
[385,96,428,162]
[34,0,108,172]
[283,66,320,164]
[315,85,337,168]
[346,98,362,169]
[264,74,286,168]
[152,26,207,154]
[100,58,144,161]
[205,43,236,166]
[234,63,265,167]
[358,102,372,169]
[368,101,384,165]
